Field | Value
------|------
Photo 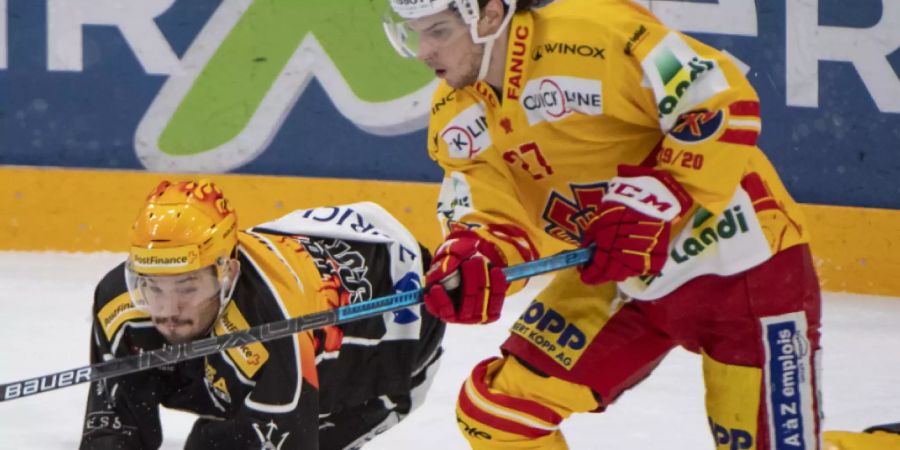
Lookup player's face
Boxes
[141,268,221,344]
[408,9,483,89]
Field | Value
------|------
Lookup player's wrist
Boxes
[424,229,510,324]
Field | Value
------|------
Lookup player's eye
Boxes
[425,27,450,41]
[176,287,198,296]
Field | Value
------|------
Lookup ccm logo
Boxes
[608,180,675,215]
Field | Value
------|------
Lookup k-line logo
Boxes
[531,42,605,61]
[131,0,438,172]
[440,104,492,159]
[520,76,602,125]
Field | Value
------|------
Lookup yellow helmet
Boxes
[126,179,239,311]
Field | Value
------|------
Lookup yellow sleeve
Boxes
[609,7,762,217]
[428,86,543,291]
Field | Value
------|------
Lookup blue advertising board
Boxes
[1,0,898,208]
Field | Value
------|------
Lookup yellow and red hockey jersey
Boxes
[428,0,809,299]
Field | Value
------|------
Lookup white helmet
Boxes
[383,0,517,80]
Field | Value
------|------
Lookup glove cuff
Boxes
[443,229,508,268]
[604,165,693,222]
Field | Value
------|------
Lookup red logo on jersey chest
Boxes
[541,182,608,244]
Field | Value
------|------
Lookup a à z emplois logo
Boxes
[135,0,437,172]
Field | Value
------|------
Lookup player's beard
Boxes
[154,317,197,344]
[152,295,220,344]
[446,43,485,89]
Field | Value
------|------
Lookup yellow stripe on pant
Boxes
[456,356,598,449]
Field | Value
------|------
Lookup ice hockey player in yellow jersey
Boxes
[384,0,822,448]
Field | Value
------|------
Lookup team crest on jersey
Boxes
[301,238,373,304]
[520,76,603,125]
[669,109,724,143]
[541,182,608,244]
[440,103,492,159]
[252,420,290,450]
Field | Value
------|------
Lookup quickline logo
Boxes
[135,0,437,172]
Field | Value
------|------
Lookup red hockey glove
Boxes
[579,165,693,285]
[424,230,509,324]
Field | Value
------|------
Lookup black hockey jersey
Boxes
[80,203,444,450]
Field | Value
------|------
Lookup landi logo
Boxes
[133,0,437,172]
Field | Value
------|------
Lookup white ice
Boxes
[0,251,898,449]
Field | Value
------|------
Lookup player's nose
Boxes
[418,41,437,63]
[150,297,181,318]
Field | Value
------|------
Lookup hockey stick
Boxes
[0,247,592,402]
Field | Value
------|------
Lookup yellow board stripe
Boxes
[1,167,899,297]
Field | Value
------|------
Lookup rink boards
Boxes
[1,1,899,296]
[1,166,898,297]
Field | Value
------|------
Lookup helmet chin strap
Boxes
[470,0,516,82]
[215,259,241,317]
[476,38,495,81]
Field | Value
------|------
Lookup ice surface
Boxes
[0,251,897,449]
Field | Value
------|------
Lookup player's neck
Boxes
[482,27,510,92]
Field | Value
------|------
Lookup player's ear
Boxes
[228,259,241,280]
[481,0,506,30]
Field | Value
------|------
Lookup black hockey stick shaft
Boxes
[0,247,593,402]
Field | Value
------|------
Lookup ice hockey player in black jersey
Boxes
[80,179,444,450]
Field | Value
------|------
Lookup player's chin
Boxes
[445,74,475,90]
[159,326,199,344]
